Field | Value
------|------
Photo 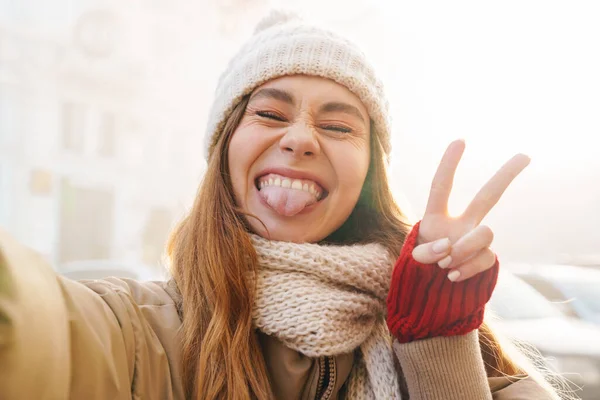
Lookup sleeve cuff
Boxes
[392,330,493,400]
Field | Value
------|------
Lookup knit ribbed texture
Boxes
[387,222,499,343]
[250,234,401,399]
[204,11,391,159]
[393,331,493,400]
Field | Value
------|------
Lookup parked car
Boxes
[488,271,600,399]
[510,264,600,325]
[59,259,167,282]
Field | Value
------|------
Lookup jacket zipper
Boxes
[315,356,337,400]
[321,356,336,400]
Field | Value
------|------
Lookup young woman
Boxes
[0,11,563,400]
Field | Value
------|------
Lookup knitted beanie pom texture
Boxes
[253,9,300,33]
[204,9,392,160]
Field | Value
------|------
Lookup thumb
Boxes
[412,237,451,264]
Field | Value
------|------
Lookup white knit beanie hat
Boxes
[204,10,391,160]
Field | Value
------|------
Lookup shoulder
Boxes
[76,276,183,335]
[79,277,181,309]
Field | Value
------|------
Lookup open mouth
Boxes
[254,173,329,201]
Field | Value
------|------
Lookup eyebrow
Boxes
[249,87,366,124]
[249,88,295,105]
[319,102,366,124]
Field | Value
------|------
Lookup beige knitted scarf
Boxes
[250,234,402,399]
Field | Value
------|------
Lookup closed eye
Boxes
[256,111,287,122]
[321,125,353,133]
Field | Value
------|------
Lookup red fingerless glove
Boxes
[386,221,499,343]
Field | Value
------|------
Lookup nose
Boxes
[279,122,320,158]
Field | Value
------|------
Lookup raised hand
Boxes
[412,140,530,282]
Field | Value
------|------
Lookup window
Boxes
[98,111,116,157]
[142,207,172,265]
[0,163,8,227]
[61,102,86,152]
[29,168,53,196]
[59,179,114,262]
[0,87,16,152]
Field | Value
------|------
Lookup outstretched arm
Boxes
[0,229,133,399]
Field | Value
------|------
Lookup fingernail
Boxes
[448,270,461,282]
[438,255,452,269]
[432,238,451,253]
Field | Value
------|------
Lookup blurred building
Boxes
[0,0,254,269]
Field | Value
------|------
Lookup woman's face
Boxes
[228,75,371,243]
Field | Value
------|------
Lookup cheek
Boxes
[227,129,253,202]
[227,123,272,203]
[331,144,370,191]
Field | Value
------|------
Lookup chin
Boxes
[248,218,328,244]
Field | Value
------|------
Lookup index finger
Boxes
[463,153,531,223]
[425,140,466,215]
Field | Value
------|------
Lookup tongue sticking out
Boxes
[259,186,318,216]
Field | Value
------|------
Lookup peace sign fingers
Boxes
[418,141,530,248]
[463,153,531,224]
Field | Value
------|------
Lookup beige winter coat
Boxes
[0,229,553,399]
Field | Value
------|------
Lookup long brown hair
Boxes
[168,94,545,399]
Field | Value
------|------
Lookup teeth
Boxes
[259,175,323,199]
